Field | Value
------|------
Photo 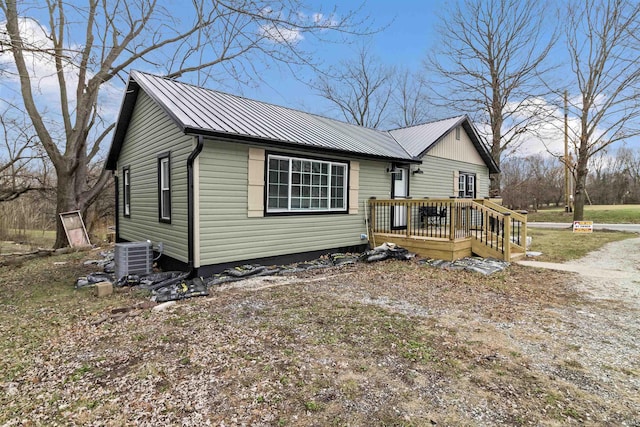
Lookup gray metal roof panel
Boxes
[388,115,499,173]
[130,71,414,160]
[388,116,466,157]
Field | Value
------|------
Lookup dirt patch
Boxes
[0,243,639,426]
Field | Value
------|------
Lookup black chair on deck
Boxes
[419,206,447,226]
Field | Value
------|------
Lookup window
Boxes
[458,172,476,198]
[158,153,171,222]
[123,167,131,217]
[267,154,348,213]
[455,126,461,140]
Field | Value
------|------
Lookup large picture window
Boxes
[458,172,476,198]
[123,166,131,217]
[267,154,348,213]
[158,153,171,222]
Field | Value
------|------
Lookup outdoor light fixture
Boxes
[412,167,424,175]
[386,165,400,174]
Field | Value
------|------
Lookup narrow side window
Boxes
[158,153,171,223]
[123,167,131,217]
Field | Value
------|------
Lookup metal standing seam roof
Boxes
[128,70,413,161]
[106,71,497,172]
[388,116,499,173]
[388,116,466,157]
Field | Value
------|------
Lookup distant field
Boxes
[0,229,56,254]
[0,226,113,254]
[527,205,640,224]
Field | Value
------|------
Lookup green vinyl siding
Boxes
[198,140,391,265]
[410,155,490,199]
[116,91,193,262]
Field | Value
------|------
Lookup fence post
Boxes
[503,213,512,261]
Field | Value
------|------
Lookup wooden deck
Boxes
[368,198,527,262]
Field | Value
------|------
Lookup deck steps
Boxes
[368,198,528,263]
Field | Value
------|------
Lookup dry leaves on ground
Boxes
[0,249,638,426]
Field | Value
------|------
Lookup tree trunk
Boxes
[572,141,589,222]
[489,173,501,197]
[53,169,79,249]
[490,120,502,196]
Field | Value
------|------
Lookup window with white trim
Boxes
[158,153,171,222]
[458,172,476,198]
[267,155,348,213]
[123,167,131,217]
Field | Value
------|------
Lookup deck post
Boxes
[405,200,412,237]
[520,210,528,249]
[503,213,512,261]
[369,198,377,233]
[448,199,456,241]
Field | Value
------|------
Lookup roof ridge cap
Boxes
[386,115,467,132]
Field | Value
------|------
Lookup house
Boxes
[106,71,521,276]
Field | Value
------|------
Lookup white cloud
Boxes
[312,13,339,28]
[257,9,339,44]
[258,23,304,44]
[495,97,585,159]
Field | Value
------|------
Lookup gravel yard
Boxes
[1,238,639,426]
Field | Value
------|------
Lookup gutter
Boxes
[183,127,420,164]
[187,135,204,276]
[114,172,120,242]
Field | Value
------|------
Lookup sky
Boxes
[1,0,638,163]
[243,0,445,113]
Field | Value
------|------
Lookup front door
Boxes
[392,167,409,229]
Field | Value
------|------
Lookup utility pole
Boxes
[564,90,570,213]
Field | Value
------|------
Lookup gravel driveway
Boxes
[516,237,640,424]
[519,236,640,308]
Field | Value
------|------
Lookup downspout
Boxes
[114,172,120,242]
[187,135,204,276]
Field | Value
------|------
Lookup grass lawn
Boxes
[527,228,636,262]
[527,204,640,223]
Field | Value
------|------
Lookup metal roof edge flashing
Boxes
[184,127,419,163]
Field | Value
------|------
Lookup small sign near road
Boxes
[573,220,594,233]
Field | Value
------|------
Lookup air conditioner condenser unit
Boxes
[115,241,153,279]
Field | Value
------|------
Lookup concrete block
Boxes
[95,282,113,297]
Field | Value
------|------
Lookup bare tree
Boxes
[563,0,640,220]
[390,69,431,128]
[426,0,557,195]
[313,46,394,128]
[0,0,371,248]
[0,104,46,201]
[501,154,563,210]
